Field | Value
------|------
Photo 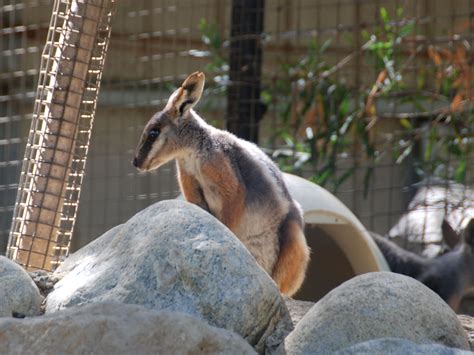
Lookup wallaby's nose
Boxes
[132,157,139,167]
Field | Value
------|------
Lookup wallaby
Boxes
[371,218,474,311]
[132,72,310,296]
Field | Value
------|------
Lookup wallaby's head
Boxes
[441,218,474,255]
[462,218,474,249]
[459,218,474,282]
[132,71,205,171]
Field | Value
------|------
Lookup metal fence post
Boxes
[226,0,265,143]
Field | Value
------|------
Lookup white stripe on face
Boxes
[143,125,173,170]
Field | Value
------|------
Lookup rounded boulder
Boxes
[284,272,470,354]
[0,302,256,354]
[46,200,288,351]
[0,256,42,318]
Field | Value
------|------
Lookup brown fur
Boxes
[447,294,462,312]
[177,167,209,210]
[272,220,310,296]
[200,157,246,232]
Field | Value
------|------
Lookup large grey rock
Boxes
[0,256,42,317]
[0,302,256,354]
[46,200,288,352]
[283,272,470,354]
[336,338,473,355]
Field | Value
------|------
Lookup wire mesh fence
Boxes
[259,0,474,256]
[1,0,52,254]
[1,0,473,261]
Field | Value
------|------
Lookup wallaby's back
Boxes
[370,232,427,278]
[371,219,474,311]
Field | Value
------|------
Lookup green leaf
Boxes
[363,167,374,198]
[400,23,414,37]
[380,7,389,24]
[362,29,370,41]
[416,69,426,90]
[396,7,404,18]
[280,131,296,147]
[320,39,332,53]
[448,140,462,156]
[454,158,466,182]
[261,90,272,105]
[424,128,437,162]
[198,18,207,33]
[334,167,355,191]
[399,118,412,129]
[339,96,350,116]
[312,168,332,186]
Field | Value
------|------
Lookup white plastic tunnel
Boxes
[284,173,389,302]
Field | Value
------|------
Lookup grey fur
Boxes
[177,114,296,273]
[371,218,474,308]
[133,72,309,289]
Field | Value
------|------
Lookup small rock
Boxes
[0,256,42,318]
[283,272,470,354]
[46,200,289,352]
[0,302,256,354]
[458,315,474,350]
[29,270,60,298]
[336,338,473,355]
[283,297,314,327]
[264,306,294,354]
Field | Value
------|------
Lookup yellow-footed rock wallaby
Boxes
[133,72,310,296]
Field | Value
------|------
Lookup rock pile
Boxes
[45,200,290,352]
[0,200,472,354]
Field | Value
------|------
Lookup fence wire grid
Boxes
[1,0,473,258]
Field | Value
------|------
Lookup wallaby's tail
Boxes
[272,220,310,296]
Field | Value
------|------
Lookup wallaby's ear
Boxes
[442,219,460,249]
[165,71,205,117]
[462,218,474,248]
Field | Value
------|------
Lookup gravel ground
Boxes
[458,315,474,350]
[28,270,60,314]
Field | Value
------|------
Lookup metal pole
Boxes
[226,0,265,143]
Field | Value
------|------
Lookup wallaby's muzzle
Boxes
[132,132,157,171]
[132,153,148,171]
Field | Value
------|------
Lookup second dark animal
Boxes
[371,218,474,311]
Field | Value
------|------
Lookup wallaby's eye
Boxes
[148,129,160,139]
